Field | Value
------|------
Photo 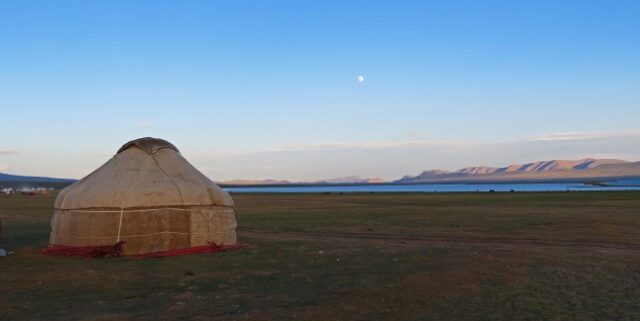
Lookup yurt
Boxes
[44,137,239,257]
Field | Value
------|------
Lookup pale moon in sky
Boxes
[357,75,364,83]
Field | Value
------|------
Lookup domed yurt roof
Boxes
[46,137,238,257]
[55,137,234,210]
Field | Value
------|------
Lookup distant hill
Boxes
[397,158,640,183]
[221,176,385,186]
[220,179,292,185]
[315,176,385,184]
[0,172,76,188]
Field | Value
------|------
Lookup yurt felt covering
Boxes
[44,138,239,257]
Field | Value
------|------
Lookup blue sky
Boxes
[1,1,639,180]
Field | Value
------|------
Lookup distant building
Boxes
[1,188,14,195]
[15,187,52,195]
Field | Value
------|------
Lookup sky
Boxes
[1,0,639,181]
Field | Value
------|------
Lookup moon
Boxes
[357,75,364,83]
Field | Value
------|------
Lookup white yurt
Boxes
[45,137,238,257]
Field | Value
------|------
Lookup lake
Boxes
[225,179,640,193]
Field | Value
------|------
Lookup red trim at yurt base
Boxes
[42,241,126,258]
[133,242,247,258]
[42,241,247,258]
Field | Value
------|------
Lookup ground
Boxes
[1,191,639,321]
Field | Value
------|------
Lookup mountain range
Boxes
[1,158,639,187]
[0,172,76,188]
[0,172,75,183]
[396,158,640,183]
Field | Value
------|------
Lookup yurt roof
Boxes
[117,137,179,155]
[55,137,233,210]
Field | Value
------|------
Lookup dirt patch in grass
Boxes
[239,229,640,256]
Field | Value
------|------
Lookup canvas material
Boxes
[55,148,233,210]
[48,139,237,255]
[49,207,237,255]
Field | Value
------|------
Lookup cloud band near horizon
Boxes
[1,130,639,181]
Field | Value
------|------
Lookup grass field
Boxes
[1,191,639,321]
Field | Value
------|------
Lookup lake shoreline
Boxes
[219,175,640,188]
[224,179,640,193]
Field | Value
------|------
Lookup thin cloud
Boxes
[403,130,428,139]
[282,131,640,151]
[0,150,21,156]
[279,140,434,151]
[188,130,640,163]
[15,130,637,182]
[527,130,640,142]
[192,139,486,160]
[188,140,439,160]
